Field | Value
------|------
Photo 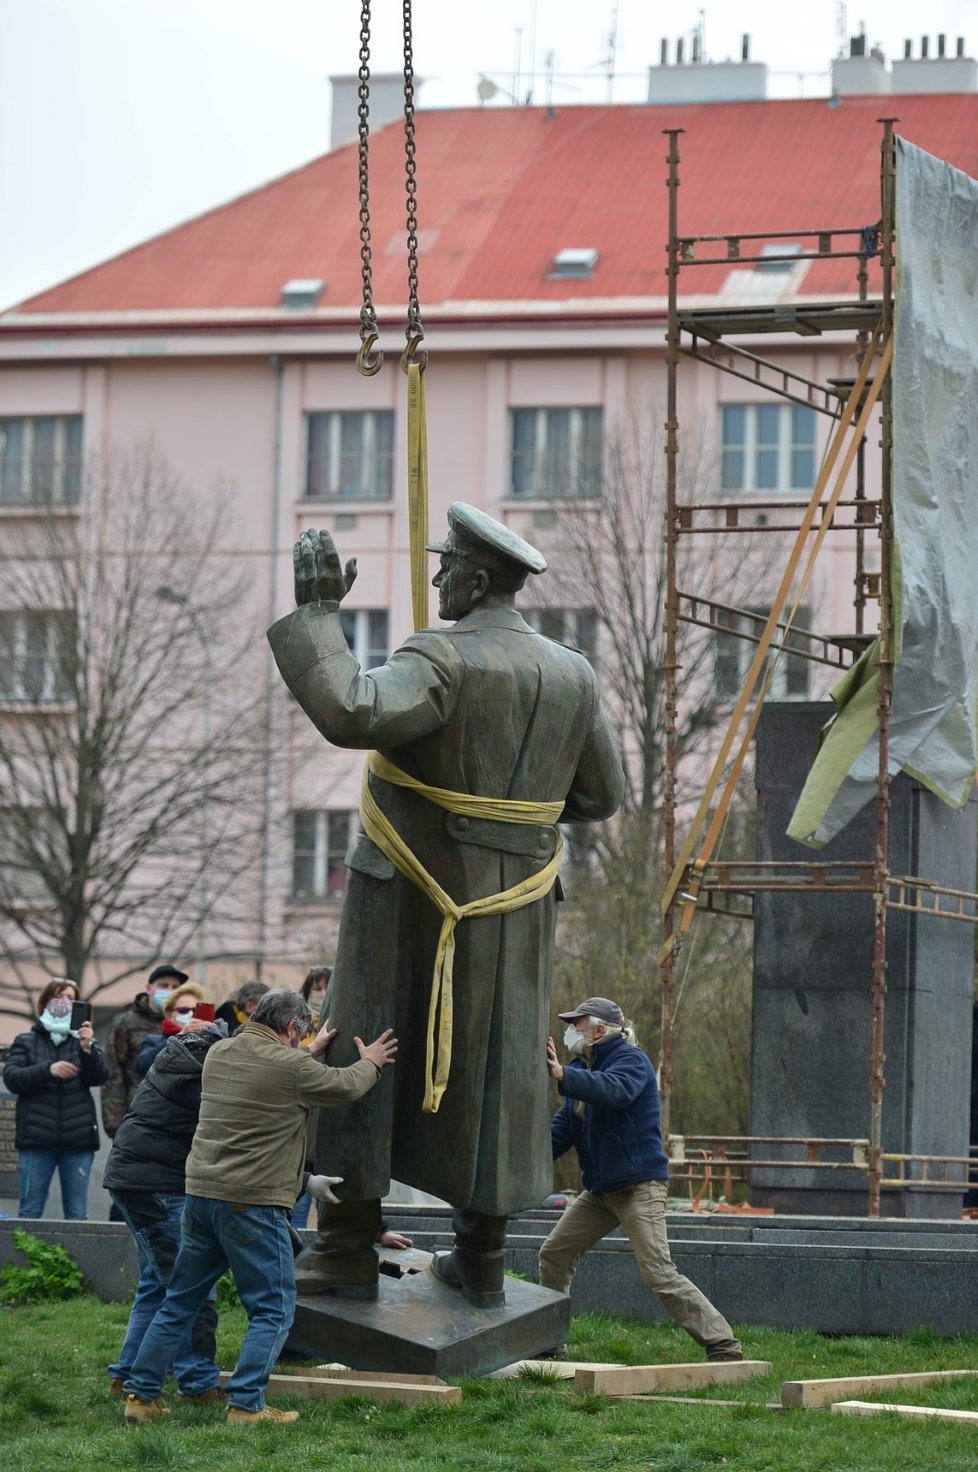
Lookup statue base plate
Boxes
[285,1248,571,1377]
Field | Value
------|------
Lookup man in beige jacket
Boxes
[121,988,396,1427]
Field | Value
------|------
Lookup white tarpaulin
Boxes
[788,138,978,847]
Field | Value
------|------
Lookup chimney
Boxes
[742,34,750,62]
[329,73,422,149]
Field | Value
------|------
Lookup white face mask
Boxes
[564,1024,589,1055]
[173,1008,195,1026]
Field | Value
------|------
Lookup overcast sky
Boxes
[2,0,975,308]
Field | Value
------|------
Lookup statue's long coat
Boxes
[268,601,624,1216]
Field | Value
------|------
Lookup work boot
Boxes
[429,1245,506,1309]
[178,1385,228,1405]
[227,1404,300,1425]
[293,1196,382,1298]
[707,1350,745,1363]
[124,1395,170,1423]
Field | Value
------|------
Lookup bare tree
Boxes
[0,445,275,1021]
[532,407,790,1132]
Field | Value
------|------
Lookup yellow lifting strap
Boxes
[659,330,893,962]
[361,752,564,1113]
[405,361,429,632]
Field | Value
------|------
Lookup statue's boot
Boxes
[293,1197,382,1299]
[429,1207,507,1309]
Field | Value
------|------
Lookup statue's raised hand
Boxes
[294,529,358,607]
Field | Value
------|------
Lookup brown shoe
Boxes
[124,1395,170,1423]
[108,1377,125,1397]
[178,1385,227,1405]
[227,1404,300,1425]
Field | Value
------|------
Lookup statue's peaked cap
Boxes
[426,502,547,576]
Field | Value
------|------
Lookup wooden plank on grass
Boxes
[575,1361,772,1395]
[220,1371,461,1407]
[781,1370,978,1410]
[832,1400,978,1426]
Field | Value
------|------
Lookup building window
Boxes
[510,407,603,499]
[291,810,352,900]
[715,606,810,701]
[339,609,389,670]
[524,607,598,663]
[0,807,62,901]
[0,416,83,506]
[0,611,73,703]
[720,404,816,493]
[305,411,394,501]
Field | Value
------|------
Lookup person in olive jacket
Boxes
[3,976,108,1219]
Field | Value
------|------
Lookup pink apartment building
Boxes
[1,49,977,1030]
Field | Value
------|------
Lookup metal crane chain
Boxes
[356,0,382,375]
[401,0,425,370]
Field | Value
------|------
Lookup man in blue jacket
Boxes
[539,996,742,1361]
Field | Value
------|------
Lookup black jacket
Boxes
[3,1022,108,1152]
[103,1030,223,1196]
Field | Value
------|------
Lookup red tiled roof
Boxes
[14,94,978,316]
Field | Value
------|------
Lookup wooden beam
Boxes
[308,1366,445,1386]
[575,1361,772,1395]
[220,1371,461,1407]
[781,1370,978,1409]
[832,1400,978,1426]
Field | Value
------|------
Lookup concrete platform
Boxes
[285,1265,570,1377]
[4,1207,978,1338]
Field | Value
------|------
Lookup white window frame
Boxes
[0,610,72,703]
[509,406,603,500]
[523,607,598,663]
[291,809,353,901]
[339,609,389,670]
[305,410,394,501]
[0,416,83,506]
[720,403,817,495]
[715,606,811,702]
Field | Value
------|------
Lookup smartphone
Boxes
[70,1000,92,1030]
[194,1002,215,1022]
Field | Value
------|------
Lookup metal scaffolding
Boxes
[659,119,977,1216]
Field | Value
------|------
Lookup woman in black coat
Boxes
[3,977,108,1219]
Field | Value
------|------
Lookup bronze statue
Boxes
[268,503,624,1306]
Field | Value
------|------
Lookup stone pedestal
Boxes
[284,1248,570,1377]
[749,702,975,1218]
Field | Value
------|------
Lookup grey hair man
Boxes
[121,988,397,1426]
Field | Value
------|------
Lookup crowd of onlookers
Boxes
[2,965,301,1223]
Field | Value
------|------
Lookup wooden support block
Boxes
[575,1361,772,1395]
[219,1370,461,1407]
[831,1400,978,1426]
[781,1370,978,1410]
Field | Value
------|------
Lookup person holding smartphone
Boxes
[2,976,108,1219]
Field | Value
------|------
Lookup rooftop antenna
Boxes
[695,8,706,64]
[512,26,522,104]
[836,1,848,57]
[526,0,539,104]
[605,0,620,102]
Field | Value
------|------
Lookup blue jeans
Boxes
[108,1191,219,1396]
[125,1196,296,1411]
[18,1149,93,1219]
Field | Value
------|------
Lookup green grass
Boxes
[2,1297,978,1471]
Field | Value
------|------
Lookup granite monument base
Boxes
[284,1246,570,1377]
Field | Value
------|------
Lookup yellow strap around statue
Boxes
[360,757,563,1114]
[406,362,429,633]
[368,751,563,826]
